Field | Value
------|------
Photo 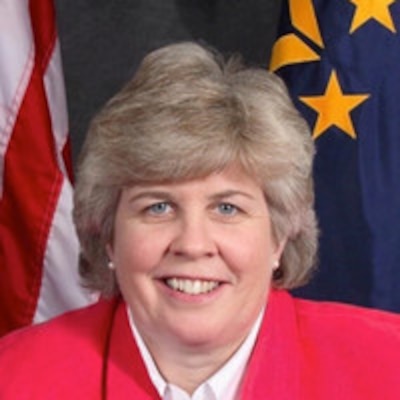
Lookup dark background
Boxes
[54,0,283,163]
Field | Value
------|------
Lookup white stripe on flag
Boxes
[43,39,70,175]
[34,178,97,323]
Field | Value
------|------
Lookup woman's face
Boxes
[108,165,285,354]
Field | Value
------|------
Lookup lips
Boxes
[165,278,220,295]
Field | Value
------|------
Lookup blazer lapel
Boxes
[239,290,301,399]
[104,298,161,400]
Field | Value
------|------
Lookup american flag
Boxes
[0,0,95,336]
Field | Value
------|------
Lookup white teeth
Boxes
[165,278,219,295]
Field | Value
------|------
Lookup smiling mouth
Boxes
[165,278,220,295]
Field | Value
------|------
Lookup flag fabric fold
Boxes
[0,0,95,337]
[271,0,400,311]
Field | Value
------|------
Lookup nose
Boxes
[168,214,217,259]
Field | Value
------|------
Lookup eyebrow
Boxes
[208,190,256,202]
[126,188,256,203]
[126,190,174,203]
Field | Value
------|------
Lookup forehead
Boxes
[123,165,264,198]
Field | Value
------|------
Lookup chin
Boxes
[168,323,235,351]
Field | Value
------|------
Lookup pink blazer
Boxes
[1,290,399,399]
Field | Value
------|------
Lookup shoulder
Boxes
[292,296,400,395]
[268,290,400,355]
[0,298,119,398]
[293,296,400,341]
[0,297,116,355]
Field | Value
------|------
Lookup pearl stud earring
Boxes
[107,261,115,270]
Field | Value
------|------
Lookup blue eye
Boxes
[148,202,171,215]
[217,203,238,215]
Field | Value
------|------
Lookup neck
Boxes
[145,335,247,394]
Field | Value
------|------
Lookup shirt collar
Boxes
[127,306,264,400]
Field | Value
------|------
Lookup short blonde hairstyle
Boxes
[73,42,318,296]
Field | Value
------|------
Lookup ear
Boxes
[106,243,114,261]
[272,238,287,270]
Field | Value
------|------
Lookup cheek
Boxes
[112,223,144,267]
[219,228,275,272]
[113,223,170,272]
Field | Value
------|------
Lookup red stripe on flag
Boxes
[62,137,74,184]
[0,0,61,335]
[30,0,56,72]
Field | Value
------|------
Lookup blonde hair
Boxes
[73,42,318,295]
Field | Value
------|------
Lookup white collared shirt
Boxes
[127,307,264,400]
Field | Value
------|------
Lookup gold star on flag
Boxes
[299,70,370,140]
[349,0,396,33]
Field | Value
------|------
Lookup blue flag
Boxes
[271,0,400,312]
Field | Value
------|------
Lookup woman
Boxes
[0,42,399,399]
